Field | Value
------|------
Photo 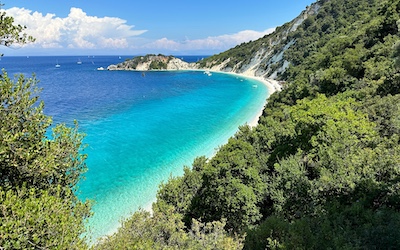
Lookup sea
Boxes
[0,55,269,242]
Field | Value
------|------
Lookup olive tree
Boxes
[0,9,91,249]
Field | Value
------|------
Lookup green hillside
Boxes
[96,0,400,249]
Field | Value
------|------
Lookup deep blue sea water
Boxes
[1,55,269,241]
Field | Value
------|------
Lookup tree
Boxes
[189,139,264,233]
[0,10,91,249]
[0,72,87,192]
[0,6,34,55]
[95,203,243,250]
[0,186,90,249]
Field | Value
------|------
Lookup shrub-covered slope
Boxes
[97,0,400,248]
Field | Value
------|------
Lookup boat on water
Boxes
[55,60,60,68]
[204,70,212,76]
[77,59,82,65]
[97,67,105,71]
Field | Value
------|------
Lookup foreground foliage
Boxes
[0,12,91,249]
[97,203,243,250]
[0,72,91,249]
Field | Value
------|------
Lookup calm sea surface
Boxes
[1,55,269,241]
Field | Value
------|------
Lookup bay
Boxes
[0,55,269,241]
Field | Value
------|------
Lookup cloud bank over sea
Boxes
[6,7,274,55]
[144,28,275,52]
[7,7,146,50]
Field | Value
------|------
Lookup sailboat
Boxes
[55,60,60,68]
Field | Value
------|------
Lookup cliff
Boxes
[197,2,321,80]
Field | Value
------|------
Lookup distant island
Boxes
[107,54,196,71]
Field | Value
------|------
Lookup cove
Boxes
[74,70,269,241]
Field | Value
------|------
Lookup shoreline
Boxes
[189,69,281,127]
[92,68,281,243]
[129,67,281,127]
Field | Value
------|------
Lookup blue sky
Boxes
[4,0,315,56]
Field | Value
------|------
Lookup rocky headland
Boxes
[107,54,196,71]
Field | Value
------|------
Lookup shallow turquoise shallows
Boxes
[79,71,269,241]
[0,56,269,242]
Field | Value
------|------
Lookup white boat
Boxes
[97,67,105,71]
[55,60,60,68]
[77,59,82,64]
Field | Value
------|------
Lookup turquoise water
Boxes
[79,71,268,241]
[1,56,269,241]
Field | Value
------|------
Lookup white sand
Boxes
[203,69,282,127]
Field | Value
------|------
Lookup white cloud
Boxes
[6,7,147,50]
[144,28,276,52]
[148,38,180,51]
[5,6,275,54]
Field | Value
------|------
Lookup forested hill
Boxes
[96,0,400,249]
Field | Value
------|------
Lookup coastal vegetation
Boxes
[2,0,400,249]
[0,13,91,249]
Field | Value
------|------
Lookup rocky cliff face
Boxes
[197,2,321,80]
[165,58,195,70]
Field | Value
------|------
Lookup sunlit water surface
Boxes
[1,56,268,241]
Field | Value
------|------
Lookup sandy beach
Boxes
[202,69,282,127]
[237,74,281,127]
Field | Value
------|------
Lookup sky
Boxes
[3,0,315,56]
